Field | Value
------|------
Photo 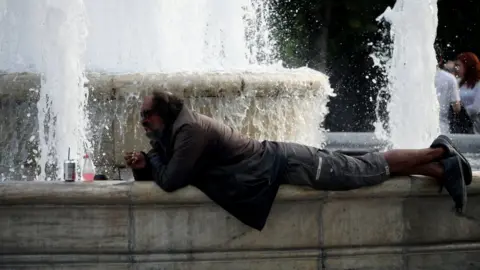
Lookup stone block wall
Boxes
[0,174,479,269]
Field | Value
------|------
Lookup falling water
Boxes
[36,1,90,180]
[0,0,90,180]
[0,0,277,73]
[82,0,278,73]
[374,0,439,149]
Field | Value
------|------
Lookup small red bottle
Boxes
[82,153,95,182]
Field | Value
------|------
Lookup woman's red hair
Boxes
[456,52,480,88]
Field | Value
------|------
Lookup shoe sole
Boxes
[434,135,472,186]
[455,155,468,214]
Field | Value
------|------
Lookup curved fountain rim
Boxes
[0,69,333,100]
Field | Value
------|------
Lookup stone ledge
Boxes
[1,173,479,205]
[1,243,479,270]
[1,175,480,270]
[2,243,479,263]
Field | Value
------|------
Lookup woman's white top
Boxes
[462,81,480,116]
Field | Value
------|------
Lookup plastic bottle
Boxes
[82,153,95,182]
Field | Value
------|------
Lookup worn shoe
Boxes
[440,156,467,214]
[430,135,472,185]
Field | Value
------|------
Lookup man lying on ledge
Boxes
[125,90,472,231]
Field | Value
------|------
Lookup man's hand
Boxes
[452,101,461,114]
[124,151,147,169]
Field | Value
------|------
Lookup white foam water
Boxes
[187,69,333,148]
[0,0,90,180]
[0,0,278,73]
[36,0,90,180]
[375,0,440,149]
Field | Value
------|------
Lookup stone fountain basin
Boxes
[0,69,331,179]
[0,174,479,269]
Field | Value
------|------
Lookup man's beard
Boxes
[146,128,163,142]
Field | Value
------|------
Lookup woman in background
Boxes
[456,52,480,106]
[455,52,480,133]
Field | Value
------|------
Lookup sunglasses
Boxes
[140,109,155,120]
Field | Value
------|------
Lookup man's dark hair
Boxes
[151,90,184,126]
[435,43,443,67]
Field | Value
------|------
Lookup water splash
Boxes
[370,20,393,143]
[1,0,279,74]
[244,0,277,66]
[0,0,90,180]
[187,69,332,147]
[375,0,439,149]
[36,0,90,180]
[82,0,279,73]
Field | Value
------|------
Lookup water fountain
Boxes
[0,0,332,181]
[340,0,480,170]
[0,0,91,181]
[375,0,440,149]
[0,1,479,269]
